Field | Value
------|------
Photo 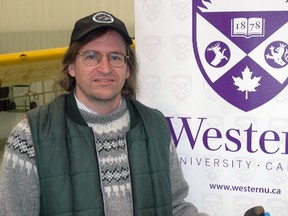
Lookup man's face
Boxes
[68,30,130,114]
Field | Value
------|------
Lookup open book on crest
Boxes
[231,17,265,38]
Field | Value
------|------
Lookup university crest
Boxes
[193,0,288,111]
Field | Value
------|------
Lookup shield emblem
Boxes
[192,0,288,111]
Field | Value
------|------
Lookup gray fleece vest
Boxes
[27,93,172,216]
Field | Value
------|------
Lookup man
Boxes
[0,11,208,216]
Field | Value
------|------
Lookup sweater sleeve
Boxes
[170,140,209,216]
[0,119,40,216]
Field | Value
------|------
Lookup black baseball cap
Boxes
[70,11,133,45]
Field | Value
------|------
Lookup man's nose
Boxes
[97,56,112,72]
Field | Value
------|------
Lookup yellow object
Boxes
[0,39,135,87]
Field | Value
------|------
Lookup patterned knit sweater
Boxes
[78,98,133,215]
[0,97,207,216]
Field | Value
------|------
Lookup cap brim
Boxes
[71,25,133,45]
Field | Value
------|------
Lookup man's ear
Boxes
[126,68,130,79]
[68,64,75,77]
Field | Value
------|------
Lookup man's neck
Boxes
[74,93,123,115]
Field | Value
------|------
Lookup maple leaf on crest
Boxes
[232,66,262,100]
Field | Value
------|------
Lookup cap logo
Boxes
[92,12,114,23]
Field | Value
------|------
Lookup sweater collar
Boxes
[65,92,139,128]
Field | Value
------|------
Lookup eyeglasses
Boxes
[77,50,129,68]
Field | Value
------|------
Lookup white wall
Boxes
[0,0,134,33]
[0,0,135,53]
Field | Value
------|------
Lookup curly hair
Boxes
[58,28,138,100]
